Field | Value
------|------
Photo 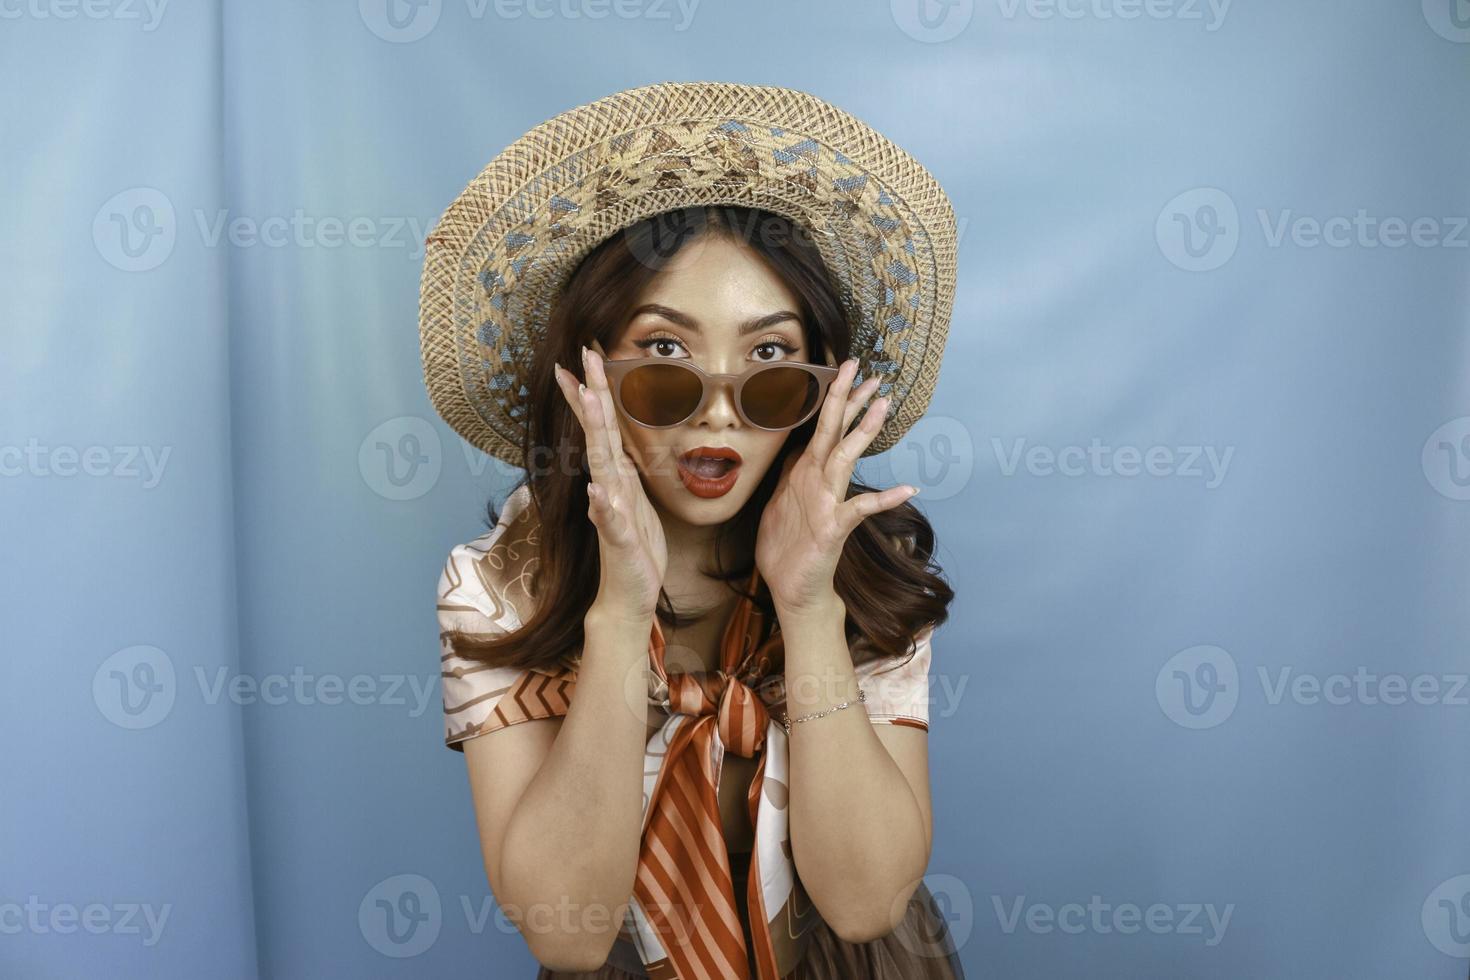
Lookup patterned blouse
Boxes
[438,484,935,979]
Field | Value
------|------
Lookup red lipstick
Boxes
[676,446,743,499]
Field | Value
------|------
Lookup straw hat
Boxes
[419,80,957,468]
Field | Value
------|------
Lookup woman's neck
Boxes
[656,503,751,614]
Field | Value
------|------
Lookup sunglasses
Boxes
[599,357,842,431]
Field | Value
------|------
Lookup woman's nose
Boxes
[692,374,740,428]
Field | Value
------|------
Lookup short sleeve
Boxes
[855,624,934,730]
[438,485,537,752]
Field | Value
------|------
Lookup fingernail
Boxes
[909,486,920,497]
[578,382,587,396]
[580,345,589,365]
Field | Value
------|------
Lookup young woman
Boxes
[425,84,962,979]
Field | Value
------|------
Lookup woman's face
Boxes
[601,233,819,527]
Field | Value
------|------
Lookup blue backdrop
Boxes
[4,1,1468,977]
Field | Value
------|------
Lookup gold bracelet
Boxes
[780,687,866,735]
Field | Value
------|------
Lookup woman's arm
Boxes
[778,592,934,944]
[462,603,653,972]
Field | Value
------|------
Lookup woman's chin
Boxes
[649,479,751,526]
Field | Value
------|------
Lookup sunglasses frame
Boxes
[598,357,843,432]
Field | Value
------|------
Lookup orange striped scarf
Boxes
[469,566,804,978]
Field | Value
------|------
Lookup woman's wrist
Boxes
[585,598,655,636]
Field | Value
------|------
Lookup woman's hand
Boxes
[755,359,919,615]
[553,344,668,622]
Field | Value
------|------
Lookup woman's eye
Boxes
[632,335,688,358]
[754,339,800,361]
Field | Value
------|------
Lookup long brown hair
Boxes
[444,206,952,672]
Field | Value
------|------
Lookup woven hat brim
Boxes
[420,80,957,468]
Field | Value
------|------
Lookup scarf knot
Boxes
[665,669,769,757]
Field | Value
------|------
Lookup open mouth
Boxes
[676,446,743,498]
[681,456,738,478]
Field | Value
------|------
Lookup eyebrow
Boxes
[628,303,802,338]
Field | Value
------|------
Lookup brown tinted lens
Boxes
[742,366,821,429]
[620,362,703,426]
